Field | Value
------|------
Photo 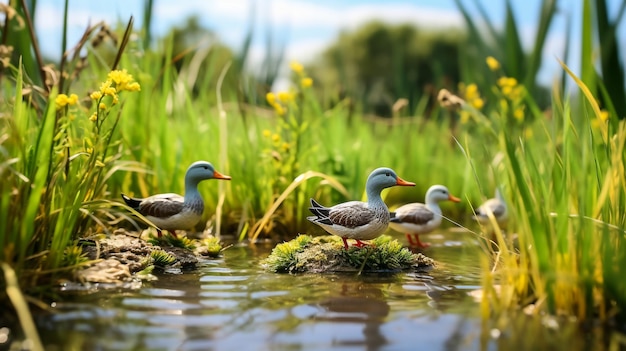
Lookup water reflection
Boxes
[311,282,390,350]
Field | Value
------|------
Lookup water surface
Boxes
[31,232,614,350]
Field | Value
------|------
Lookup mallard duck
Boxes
[472,188,508,227]
[121,161,231,237]
[388,185,461,248]
[308,167,415,249]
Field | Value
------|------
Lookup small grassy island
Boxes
[262,235,435,274]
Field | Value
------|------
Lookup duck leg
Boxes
[341,237,350,250]
[412,234,430,248]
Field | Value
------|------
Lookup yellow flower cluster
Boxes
[496,76,526,122]
[88,69,141,122]
[497,77,524,101]
[290,60,314,88]
[262,129,290,152]
[266,91,294,116]
[55,93,79,109]
[459,83,484,110]
[108,69,141,92]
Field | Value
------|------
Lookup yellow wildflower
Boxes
[274,104,286,116]
[497,77,518,88]
[471,97,484,110]
[68,93,79,105]
[301,77,313,88]
[459,83,484,110]
[465,84,479,100]
[262,129,272,138]
[108,69,133,87]
[486,56,500,71]
[266,92,277,106]
[103,86,116,96]
[55,94,70,109]
[55,93,79,109]
[126,82,141,92]
[272,133,281,143]
[277,91,293,103]
[99,102,107,110]
[599,109,609,121]
[89,112,98,122]
[281,142,290,151]
[290,61,304,74]
[90,91,102,100]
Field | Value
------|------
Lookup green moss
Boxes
[262,235,434,274]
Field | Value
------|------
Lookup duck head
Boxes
[425,185,461,204]
[366,167,415,193]
[186,161,232,184]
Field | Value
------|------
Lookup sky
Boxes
[33,0,626,90]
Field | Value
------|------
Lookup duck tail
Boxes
[121,193,142,209]
[308,198,329,217]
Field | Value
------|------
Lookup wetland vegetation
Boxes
[1,0,626,349]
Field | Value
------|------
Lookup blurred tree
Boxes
[309,21,465,117]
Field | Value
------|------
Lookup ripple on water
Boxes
[199,275,250,282]
[122,297,203,311]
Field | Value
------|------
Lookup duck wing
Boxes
[390,203,434,225]
[137,193,185,218]
[309,199,376,229]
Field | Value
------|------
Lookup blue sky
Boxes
[34,0,625,89]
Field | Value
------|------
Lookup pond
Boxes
[16,231,618,350]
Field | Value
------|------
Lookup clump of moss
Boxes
[262,235,434,274]
[262,235,313,272]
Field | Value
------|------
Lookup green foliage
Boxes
[454,0,556,108]
[150,249,177,267]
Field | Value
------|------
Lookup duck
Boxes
[121,161,231,237]
[472,188,508,227]
[307,167,415,250]
[388,185,461,248]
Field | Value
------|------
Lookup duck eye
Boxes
[386,172,390,177]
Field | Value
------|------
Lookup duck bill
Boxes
[449,194,461,203]
[213,170,232,180]
[395,177,416,187]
